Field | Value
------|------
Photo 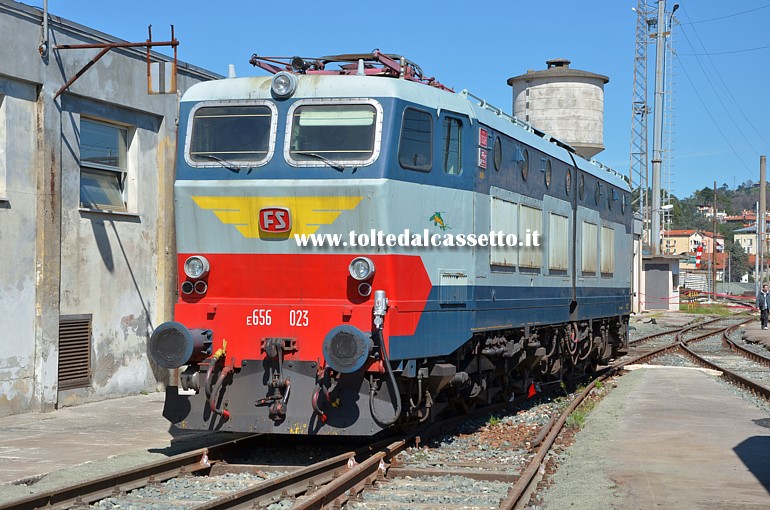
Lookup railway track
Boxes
[5,315,768,510]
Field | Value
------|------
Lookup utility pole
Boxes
[713,181,717,299]
[757,154,767,282]
[650,1,679,255]
[650,0,667,256]
[757,202,761,295]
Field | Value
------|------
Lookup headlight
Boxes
[184,255,210,279]
[271,71,297,98]
[349,257,375,281]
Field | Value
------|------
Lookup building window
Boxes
[399,108,432,171]
[80,118,128,211]
[442,117,462,175]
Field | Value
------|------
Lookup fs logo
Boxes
[259,207,291,233]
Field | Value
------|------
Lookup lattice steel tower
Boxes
[630,0,677,252]
[629,0,655,247]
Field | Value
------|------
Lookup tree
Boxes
[726,239,750,282]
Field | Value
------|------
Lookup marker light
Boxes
[349,257,375,281]
[184,255,210,279]
[271,72,298,98]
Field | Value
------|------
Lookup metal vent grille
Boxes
[58,314,92,390]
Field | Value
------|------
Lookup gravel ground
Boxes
[528,373,641,510]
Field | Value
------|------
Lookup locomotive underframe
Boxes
[162,315,627,436]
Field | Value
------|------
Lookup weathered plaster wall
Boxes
[0,0,220,416]
[0,82,38,415]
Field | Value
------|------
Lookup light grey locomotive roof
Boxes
[182,74,628,191]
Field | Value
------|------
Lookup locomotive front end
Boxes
[150,68,432,436]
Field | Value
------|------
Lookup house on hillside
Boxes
[662,229,724,256]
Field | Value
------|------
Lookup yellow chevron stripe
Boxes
[192,196,363,238]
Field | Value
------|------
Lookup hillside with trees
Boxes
[664,180,762,282]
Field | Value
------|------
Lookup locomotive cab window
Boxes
[188,102,277,167]
[287,100,382,168]
[399,108,432,171]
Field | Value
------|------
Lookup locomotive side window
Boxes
[493,136,502,171]
[519,205,542,270]
[442,117,462,175]
[289,103,378,165]
[549,213,569,270]
[399,108,432,171]
[80,117,128,211]
[601,226,615,275]
[578,174,585,200]
[490,196,518,267]
[581,221,598,275]
[521,149,529,180]
[544,159,552,188]
[566,168,572,195]
[189,104,275,166]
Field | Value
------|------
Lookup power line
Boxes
[674,52,754,179]
[680,43,770,56]
[678,6,770,150]
[680,4,770,24]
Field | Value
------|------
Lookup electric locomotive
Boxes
[149,51,631,436]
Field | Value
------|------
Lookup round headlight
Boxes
[349,257,375,281]
[271,72,297,98]
[184,255,210,279]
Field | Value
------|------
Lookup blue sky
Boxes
[23,0,770,200]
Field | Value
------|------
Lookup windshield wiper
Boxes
[199,154,241,173]
[303,152,346,172]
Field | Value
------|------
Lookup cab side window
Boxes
[399,108,432,171]
[442,117,462,175]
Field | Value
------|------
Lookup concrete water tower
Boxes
[507,59,609,159]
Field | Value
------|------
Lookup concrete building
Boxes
[734,224,769,256]
[661,229,724,256]
[641,256,680,311]
[0,0,220,417]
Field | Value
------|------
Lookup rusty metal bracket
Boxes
[53,25,178,99]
